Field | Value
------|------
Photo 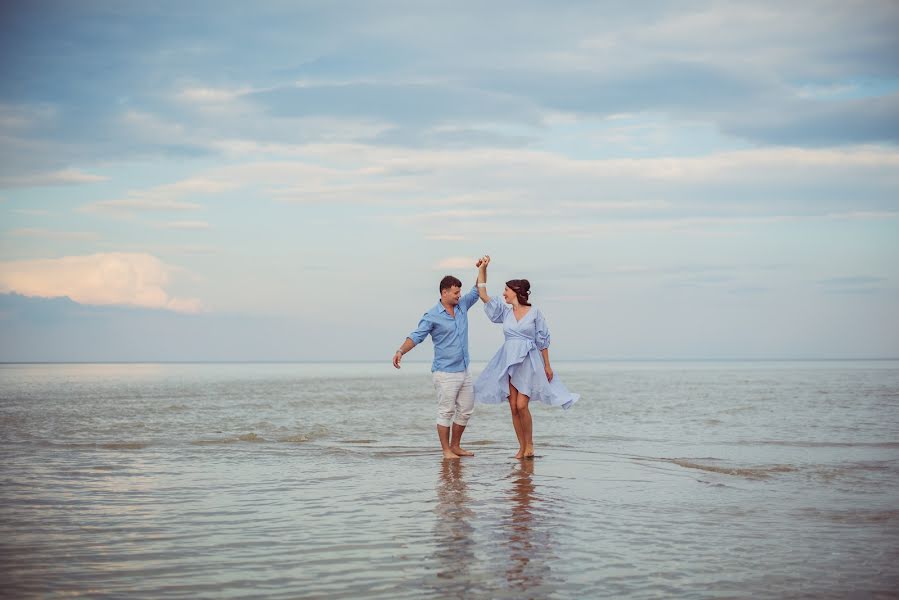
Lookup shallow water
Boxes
[1,361,898,598]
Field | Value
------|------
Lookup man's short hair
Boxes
[439,275,462,293]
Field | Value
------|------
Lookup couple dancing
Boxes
[392,256,579,460]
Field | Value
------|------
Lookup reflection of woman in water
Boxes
[431,459,474,594]
[506,459,536,588]
[474,256,580,458]
[504,459,555,594]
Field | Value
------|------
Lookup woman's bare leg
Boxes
[509,382,525,458]
[516,393,534,457]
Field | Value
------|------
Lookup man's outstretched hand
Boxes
[393,351,403,369]
[476,255,491,268]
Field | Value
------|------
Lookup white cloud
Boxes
[10,209,54,216]
[426,234,467,241]
[125,143,899,209]
[82,177,233,214]
[83,198,203,213]
[149,177,235,196]
[272,181,416,204]
[0,103,58,131]
[0,169,107,188]
[120,110,188,144]
[558,200,670,211]
[421,208,507,219]
[177,86,252,103]
[574,3,897,78]
[396,209,508,224]
[825,211,898,220]
[163,221,212,230]
[283,142,899,184]
[434,256,477,270]
[0,252,201,313]
[544,295,600,302]
[9,228,97,240]
[85,143,898,242]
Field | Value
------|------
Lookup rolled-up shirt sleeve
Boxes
[408,315,433,345]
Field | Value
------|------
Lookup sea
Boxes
[1,360,897,599]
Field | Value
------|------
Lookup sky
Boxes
[0,0,897,361]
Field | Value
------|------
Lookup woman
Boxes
[473,256,579,459]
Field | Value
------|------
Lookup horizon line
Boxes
[2,357,898,365]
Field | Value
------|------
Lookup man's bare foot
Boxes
[442,449,461,459]
[514,448,525,459]
[524,446,535,458]
[450,446,474,456]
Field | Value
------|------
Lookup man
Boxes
[393,264,486,459]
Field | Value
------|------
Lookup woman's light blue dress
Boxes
[474,296,579,409]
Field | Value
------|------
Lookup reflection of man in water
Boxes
[432,459,475,595]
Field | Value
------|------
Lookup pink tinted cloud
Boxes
[0,252,202,313]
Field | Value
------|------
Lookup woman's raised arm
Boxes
[476,255,491,303]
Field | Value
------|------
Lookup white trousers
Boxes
[432,370,474,427]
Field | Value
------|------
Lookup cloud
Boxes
[722,93,899,146]
[176,86,253,103]
[9,228,97,240]
[74,143,898,244]
[816,275,890,295]
[1,0,897,187]
[425,234,467,241]
[405,208,508,221]
[248,80,541,128]
[168,245,219,256]
[818,276,887,286]
[162,221,211,230]
[0,293,336,362]
[728,286,770,295]
[83,198,203,213]
[434,256,476,270]
[827,211,899,220]
[120,110,190,145]
[10,209,54,216]
[294,142,899,186]
[386,125,535,149]
[0,102,58,130]
[0,252,201,312]
[81,177,233,214]
[0,168,106,188]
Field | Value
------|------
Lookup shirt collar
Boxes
[436,300,454,315]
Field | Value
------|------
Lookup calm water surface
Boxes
[1,361,898,598]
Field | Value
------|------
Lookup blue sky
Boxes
[1,1,897,361]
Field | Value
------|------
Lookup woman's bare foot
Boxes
[450,446,474,456]
[514,448,526,459]
[524,446,535,458]
[442,449,461,459]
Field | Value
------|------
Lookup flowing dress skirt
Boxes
[474,339,579,409]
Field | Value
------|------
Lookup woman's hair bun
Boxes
[505,278,532,306]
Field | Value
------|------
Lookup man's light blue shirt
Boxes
[409,285,480,373]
